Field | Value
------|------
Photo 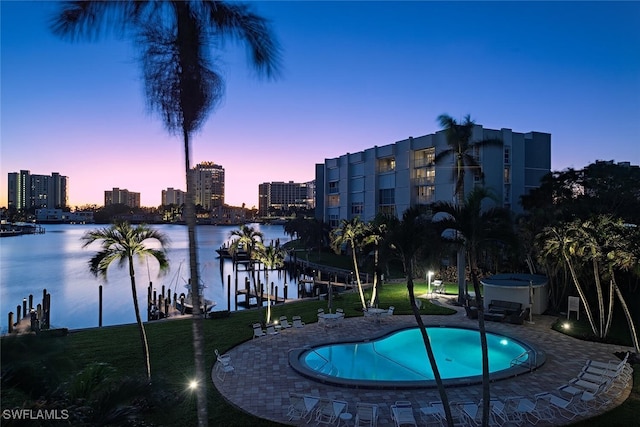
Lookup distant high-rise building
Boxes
[7,170,68,210]
[258,180,315,217]
[104,187,140,208]
[190,162,224,210]
[162,187,185,206]
[316,125,551,227]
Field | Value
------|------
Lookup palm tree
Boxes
[386,207,454,426]
[432,187,515,427]
[52,3,281,423]
[361,220,387,307]
[81,222,169,380]
[229,224,264,261]
[435,114,503,305]
[253,242,286,324]
[330,217,368,311]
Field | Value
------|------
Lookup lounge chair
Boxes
[315,399,348,425]
[279,315,292,329]
[355,402,378,427]
[286,393,319,423]
[390,401,417,427]
[252,323,266,339]
[292,315,305,328]
[534,392,581,421]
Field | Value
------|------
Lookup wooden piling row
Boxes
[6,289,50,334]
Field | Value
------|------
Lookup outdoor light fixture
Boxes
[189,380,198,390]
[427,271,434,294]
[563,322,571,330]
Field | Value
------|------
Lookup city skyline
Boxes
[2,1,639,208]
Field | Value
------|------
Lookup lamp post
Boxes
[427,271,434,295]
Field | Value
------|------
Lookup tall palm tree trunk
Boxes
[129,256,151,380]
[350,243,367,310]
[406,264,453,427]
[469,261,490,426]
[564,252,598,336]
[183,128,208,426]
[369,248,379,306]
[613,275,640,353]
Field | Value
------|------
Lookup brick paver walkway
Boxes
[212,299,633,426]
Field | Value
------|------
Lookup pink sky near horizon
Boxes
[2,1,639,209]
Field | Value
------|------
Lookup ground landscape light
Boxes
[189,380,198,390]
[563,322,571,329]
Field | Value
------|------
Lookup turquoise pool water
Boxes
[291,326,542,388]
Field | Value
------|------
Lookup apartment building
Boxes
[161,187,186,206]
[104,187,141,208]
[315,125,550,227]
[7,170,68,210]
[258,180,315,217]
[190,162,224,210]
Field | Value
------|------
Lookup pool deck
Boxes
[212,299,633,426]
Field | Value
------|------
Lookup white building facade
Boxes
[315,125,550,227]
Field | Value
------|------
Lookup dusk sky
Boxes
[2,1,639,209]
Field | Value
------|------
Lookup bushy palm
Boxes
[253,242,286,323]
[81,222,169,380]
[432,187,515,426]
[51,3,281,422]
[330,217,368,311]
[435,114,503,305]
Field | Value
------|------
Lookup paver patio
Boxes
[212,299,633,426]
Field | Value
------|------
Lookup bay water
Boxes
[0,223,294,333]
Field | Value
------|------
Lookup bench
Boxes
[484,300,523,322]
[432,280,445,294]
[488,300,522,315]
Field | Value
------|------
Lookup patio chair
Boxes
[336,308,345,318]
[286,393,319,422]
[292,315,305,328]
[390,401,417,427]
[419,405,443,427]
[279,315,292,329]
[315,399,348,425]
[214,356,235,381]
[215,349,231,365]
[252,323,266,339]
[317,308,326,326]
[355,402,379,427]
[266,323,279,336]
[534,392,581,421]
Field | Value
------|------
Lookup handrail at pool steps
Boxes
[290,346,339,377]
[370,342,431,380]
[510,349,536,372]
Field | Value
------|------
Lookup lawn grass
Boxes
[2,281,637,426]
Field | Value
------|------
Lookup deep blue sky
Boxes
[2,1,639,208]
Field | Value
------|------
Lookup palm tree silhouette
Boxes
[435,114,503,305]
[432,187,515,426]
[52,3,281,424]
[330,217,368,311]
[253,241,286,324]
[81,221,169,380]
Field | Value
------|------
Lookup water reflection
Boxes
[0,223,294,332]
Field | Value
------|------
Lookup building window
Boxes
[414,148,435,168]
[504,147,511,165]
[415,168,435,185]
[328,181,339,194]
[417,185,435,204]
[329,214,340,228]
[504,167,511,184]
[328,194,340,207]
[351,202,363,215]
[379,188,395,205]
[377,157,395,173]
[504,184,511,203]
[378,205,396,216]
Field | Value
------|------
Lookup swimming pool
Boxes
[288,326,545,388]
